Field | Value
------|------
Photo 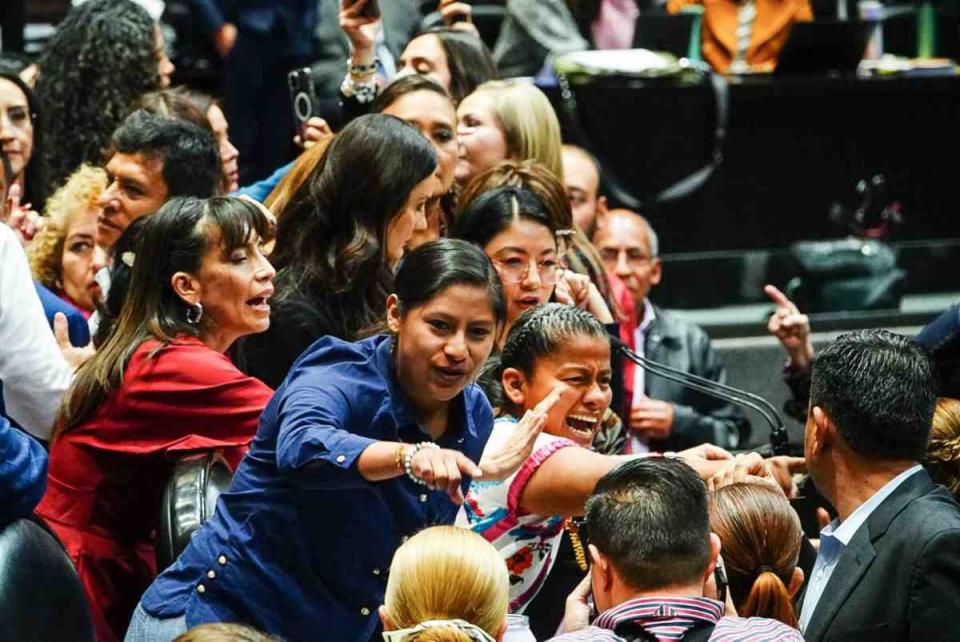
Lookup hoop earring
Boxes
[186,302,203,325]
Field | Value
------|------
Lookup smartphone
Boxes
[287,68,317,136]
[354,0,381,19]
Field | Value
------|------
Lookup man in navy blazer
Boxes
[798,329,960,642]
[188,0,319,183]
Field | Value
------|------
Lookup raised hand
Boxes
[293,117,333,150]
[478,386,565,481]
[340,0,382,59]
[439,0,481,36]
[555,270,614,323]
[764,284,813,369]
[4,183,42,245]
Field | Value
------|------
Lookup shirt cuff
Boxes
[278,431,378,489]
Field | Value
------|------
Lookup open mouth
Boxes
[246,295,271,313]
[516,296,541,308]
[565,414,599,439]
[433,365,468,385]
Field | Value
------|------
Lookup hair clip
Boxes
[121,251,135,268]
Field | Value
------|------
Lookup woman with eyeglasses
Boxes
[452,186,612,346]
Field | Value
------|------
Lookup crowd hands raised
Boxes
[1,1,960,641]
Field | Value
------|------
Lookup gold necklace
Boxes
[565,519,588,572]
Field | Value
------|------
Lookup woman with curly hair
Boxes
[28,165,108,317]
[34,0,173,187]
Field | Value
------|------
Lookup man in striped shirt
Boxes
[549,458,803,642]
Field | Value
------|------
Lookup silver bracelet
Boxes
[404,442,440,486]
[340,76,378,104]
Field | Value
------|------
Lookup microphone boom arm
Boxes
[615,340,790,455]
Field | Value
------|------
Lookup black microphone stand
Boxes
[613,339,791,456]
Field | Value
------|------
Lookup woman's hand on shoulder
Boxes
[555,270,614,324]
[477,386,565,482]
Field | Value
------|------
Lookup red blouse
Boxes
[36,335,273,642]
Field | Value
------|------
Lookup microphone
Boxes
[612,338,791,456]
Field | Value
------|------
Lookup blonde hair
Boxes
[29,164,107,290]
[173,623,275,642]
[709,483,803,628]
[472,80,564,181]
[927,397,960,498]
[383,526,508,642]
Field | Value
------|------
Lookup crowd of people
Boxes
[1,1,959,641]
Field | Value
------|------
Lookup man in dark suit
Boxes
[188,0,319,183]
[798,329,960,642]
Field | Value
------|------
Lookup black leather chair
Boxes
[156,452,234,571]
[0,517,96,642]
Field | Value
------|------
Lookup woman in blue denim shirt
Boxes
[127,239,558,642]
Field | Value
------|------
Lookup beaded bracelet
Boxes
[347,57,379,76]
[403,442,440,486]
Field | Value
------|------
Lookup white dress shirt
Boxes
[0,224,73,438]
[628,299,656,454]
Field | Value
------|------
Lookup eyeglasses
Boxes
[493,256,561,285]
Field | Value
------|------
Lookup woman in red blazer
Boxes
[36,196,275,642]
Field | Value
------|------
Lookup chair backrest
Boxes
[632,12,702,60]
[156,452,234,571]
[0,517,96,642]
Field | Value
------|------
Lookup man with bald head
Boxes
[593,209,748,452]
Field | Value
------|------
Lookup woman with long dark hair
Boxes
[0,72,50,216]
[130,239,554,641]
[36,197,275,642]
[374,74,459,247]
[34,0,173,187]
[238,113,440,388]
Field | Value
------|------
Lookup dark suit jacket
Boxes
[622,305,750,450]
[188,0,318,49]
[800,469,960,642]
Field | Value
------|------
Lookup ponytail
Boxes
[741,570,798,628]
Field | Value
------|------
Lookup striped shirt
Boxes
[548,596,804,642]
